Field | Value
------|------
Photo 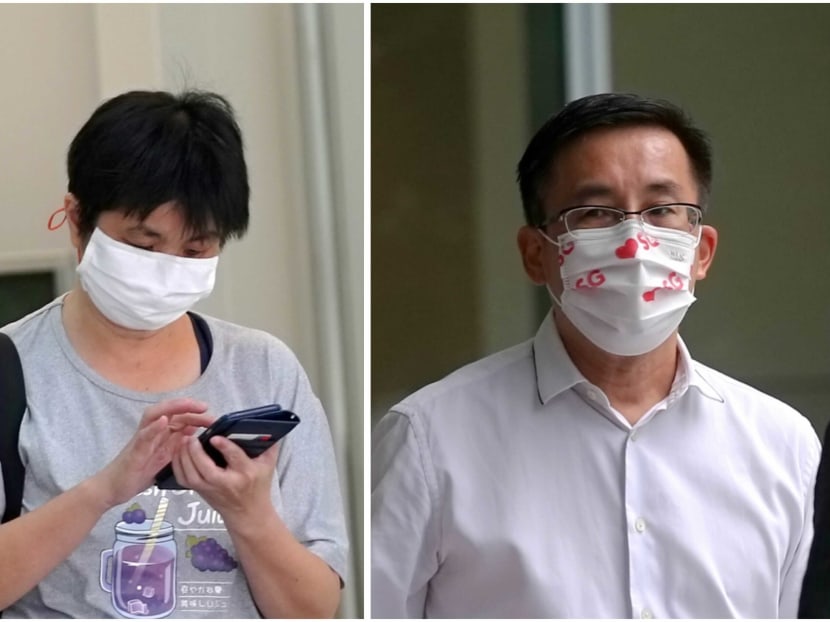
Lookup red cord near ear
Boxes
[47,206,67,230]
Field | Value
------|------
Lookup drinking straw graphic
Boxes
[133,497,170,583]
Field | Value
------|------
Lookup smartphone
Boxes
[154,404,300,490]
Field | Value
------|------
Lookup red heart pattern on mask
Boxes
[615,238,638,259]
[642,289,657,302]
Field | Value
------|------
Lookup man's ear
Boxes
[693,224,718,281]
[517,226,548,285]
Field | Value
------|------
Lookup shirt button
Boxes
[635,517,646,533]
[641,608,653,619]
[630,431,638,442]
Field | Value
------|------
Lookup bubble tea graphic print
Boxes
[100,494,240,618]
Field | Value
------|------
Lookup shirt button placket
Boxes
[626,430,654,621]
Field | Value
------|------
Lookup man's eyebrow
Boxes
[568,182,615,205]
[564,179,686,206]
[644,180,684,196]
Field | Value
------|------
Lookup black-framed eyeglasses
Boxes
[538,203,703,235]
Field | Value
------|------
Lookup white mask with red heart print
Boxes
[541,219,699,356]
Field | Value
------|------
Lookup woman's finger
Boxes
[141,398,209,426]
[177,436,205,485]
[167,412,216,431]
[134,416,169,452]
[209,436,251,471]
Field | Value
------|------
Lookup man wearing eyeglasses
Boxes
[371,93,820,618]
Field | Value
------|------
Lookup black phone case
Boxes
[154,404,300,490]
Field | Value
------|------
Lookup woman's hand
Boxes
[171,434,280,526]
[91,398,215,509]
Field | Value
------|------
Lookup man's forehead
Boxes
[559,123,684,154]
[542,127,697,206]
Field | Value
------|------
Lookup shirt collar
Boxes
[532,312,725,406]
[677,336,725,403]
[532,312,586,404]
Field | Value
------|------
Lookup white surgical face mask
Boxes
[541,219,699,356]
[77,227,218,331]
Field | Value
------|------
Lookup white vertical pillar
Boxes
[294,5,358,618]
[563,3,612,101]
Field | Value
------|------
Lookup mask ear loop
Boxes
[47,206,67,231]
[692,223,703,248]
[545,283,565,311]
[689,225,702,294]
[536,227,566,309]
[537,227,561,247]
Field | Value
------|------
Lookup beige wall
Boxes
[0,5,98,264]
[612,4,830,434]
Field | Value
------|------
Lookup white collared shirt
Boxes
[371,314,820,618]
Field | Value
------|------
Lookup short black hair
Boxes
[67,90,249,244]
[516,92,712,226]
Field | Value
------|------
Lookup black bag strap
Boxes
[0,332,26,523]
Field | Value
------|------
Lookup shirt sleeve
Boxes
[371,409,440,618]
[273,349,350,585]
[780,421,821,617]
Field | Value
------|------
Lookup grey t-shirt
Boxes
[0,297,348,618]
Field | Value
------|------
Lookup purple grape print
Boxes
[186,536,238,572]
[121,503,147,524]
